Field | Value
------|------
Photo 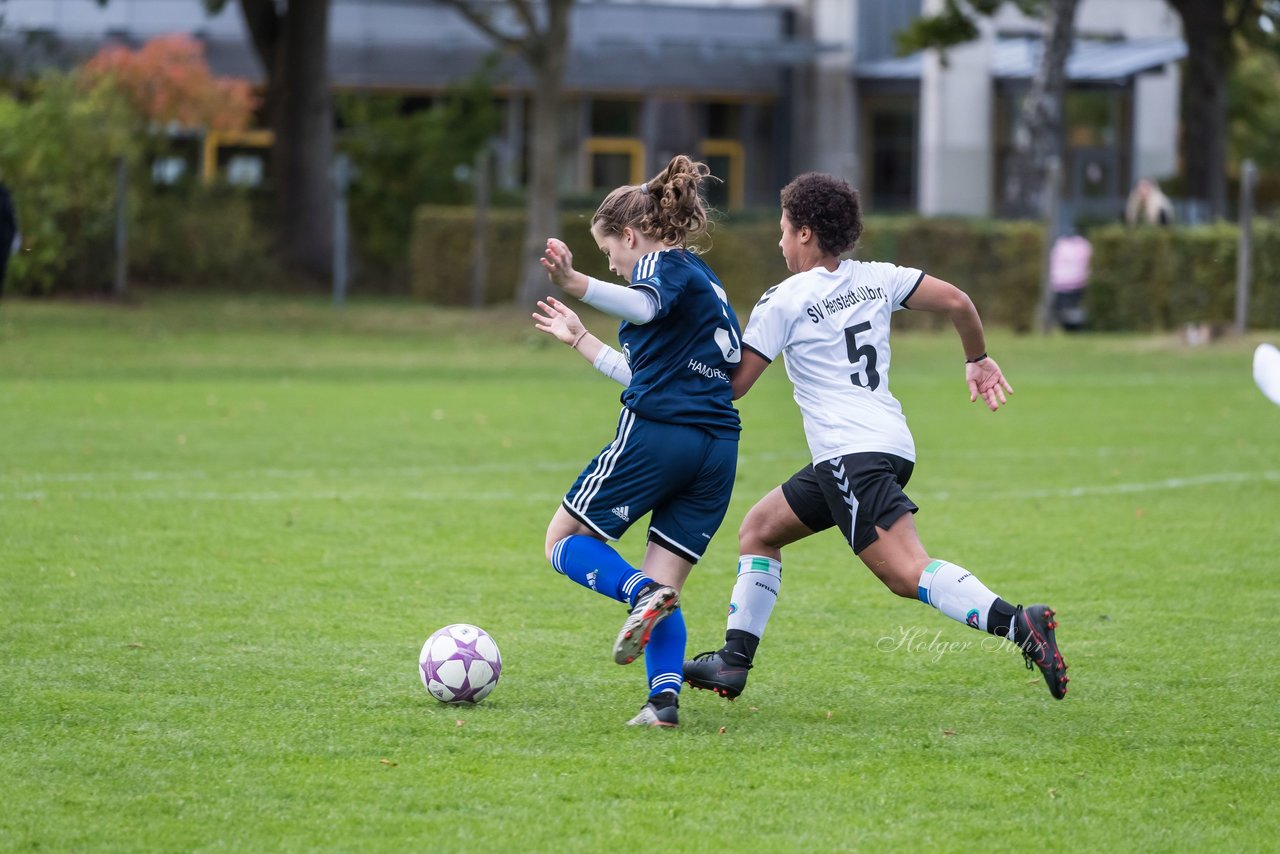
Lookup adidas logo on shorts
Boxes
[611,505,630,522]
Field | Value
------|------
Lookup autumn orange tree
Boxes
[82,33,256,134]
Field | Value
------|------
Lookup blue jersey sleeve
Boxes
[629,251,691,321]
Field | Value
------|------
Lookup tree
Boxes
[91,0,337,278]
[1002,0,1080,218]
[436,0,574,307]
[82,34,255,133]
[1228,30,1280,175]
[220,0,335,278]
[1165,0,1279,219]
[899,0,1079,218]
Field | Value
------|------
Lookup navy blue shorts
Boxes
[563,408,738,563]
[780,452,918,554]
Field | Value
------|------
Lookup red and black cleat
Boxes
[1016,604,1069,699]
[684,649,751,700]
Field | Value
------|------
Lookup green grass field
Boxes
[2,293,1277,852]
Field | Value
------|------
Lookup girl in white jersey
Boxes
[680,172,1069,702]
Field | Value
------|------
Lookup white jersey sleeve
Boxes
[873,261,926,309]
[739,281,796,363]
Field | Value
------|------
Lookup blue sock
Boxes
[549,535,652,605]
[645,607,685,697]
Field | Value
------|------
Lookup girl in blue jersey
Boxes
[533,155,743,728]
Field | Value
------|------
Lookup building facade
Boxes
[0,0,1184,218]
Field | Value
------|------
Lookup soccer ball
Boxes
[418,624,502,704]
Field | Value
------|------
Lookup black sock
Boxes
[986,598,1018,639]
[648,689,678,708]
[722,629,759,665]
[630,580,659,608]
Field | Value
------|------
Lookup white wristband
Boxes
[592,344,633,386]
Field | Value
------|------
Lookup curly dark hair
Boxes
[779,173,863,256]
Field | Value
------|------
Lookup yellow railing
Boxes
[582,137,647,187]
[201,129,275,184]
[701,139,745,210]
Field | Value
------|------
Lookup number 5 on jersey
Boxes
[844,321,880,390]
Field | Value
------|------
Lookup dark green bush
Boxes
[859,217,1044,332]
[1087,223,1280,330]
[411,207,1046,330]
[409,206,793,308]
[129,186,275,286]
[0,74,141,294]
[0,71,280,294]
[338,64,501,288]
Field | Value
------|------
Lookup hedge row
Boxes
[859,216,1044,332]
[411,207,1046,330]
[1085,222,1280,330]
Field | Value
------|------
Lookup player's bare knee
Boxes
[866,558,921,599]
[885,573,918,599]
[740,507,784,551]
[544,532,564,565]
[739,520,778,553]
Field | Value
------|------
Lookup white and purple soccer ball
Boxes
[419,624,502,704]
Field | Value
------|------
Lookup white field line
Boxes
[0,461,577,484]
[0,470,1275,503]
[0,445,1203,486]
[920,470,1280,502]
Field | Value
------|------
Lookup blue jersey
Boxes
[618,249,742,439]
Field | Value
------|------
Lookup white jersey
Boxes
[742,259,924,464]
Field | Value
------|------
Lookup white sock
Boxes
[916,559,998,631]
[726,555,782,639]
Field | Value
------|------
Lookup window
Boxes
[1065,90,1119,148]
[590,100,640,137]
[583,138,646,189]
[202,130,274,186]
[701,103,745,210]
[585,100,644,190]
[995,86,1126,212]
[701,139,744,210]
[706,102,741,139]
[867,104,917,212]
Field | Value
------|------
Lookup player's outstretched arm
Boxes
[964,356,1012,412]
[540,238,589,298]
[731,350,770,400]
[533,296,598,359]
[903,274,1013,411]
[532,296,632,385]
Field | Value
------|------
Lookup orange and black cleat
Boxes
[613,584,679,665]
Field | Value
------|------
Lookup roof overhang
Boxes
[857,37,1186,85]
[0,0,835,97]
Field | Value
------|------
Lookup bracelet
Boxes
[570,330,588,350]
[965,352,988,364]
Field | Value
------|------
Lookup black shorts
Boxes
[780,452,918,554]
